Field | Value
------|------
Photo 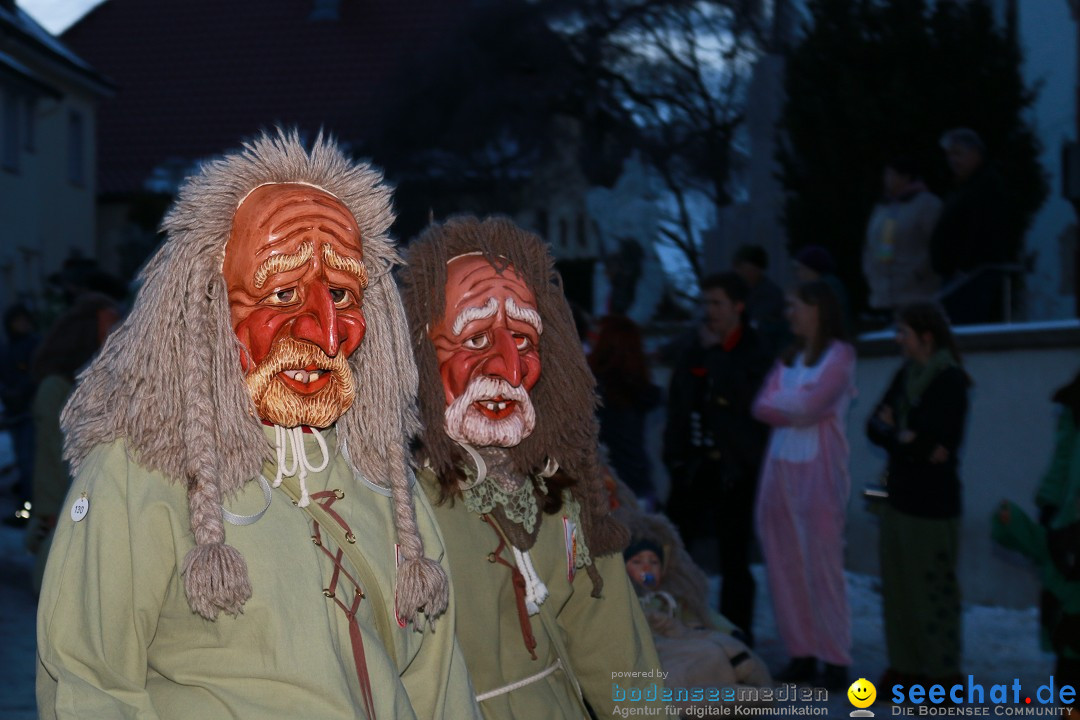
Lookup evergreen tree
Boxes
[777,0,1047,314]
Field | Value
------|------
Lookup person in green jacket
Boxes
[993,370,1080,708]
[25,290,118,594]
[399,216,664,718]
[36,130,481,720]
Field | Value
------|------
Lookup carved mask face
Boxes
[223,183,367,428]
[428,255,542,447]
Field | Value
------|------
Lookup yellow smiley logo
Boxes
[848,678,877,708]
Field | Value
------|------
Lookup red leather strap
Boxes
[483,515,538,660]
[310,489,377,718]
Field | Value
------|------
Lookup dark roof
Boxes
[61,0,469,195]
[0,3,111,96]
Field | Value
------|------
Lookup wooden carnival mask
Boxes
[223,183,367,428]
[428,255,542,447]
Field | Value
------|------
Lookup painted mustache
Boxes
[245,336,356,428]
[445,375,536,448]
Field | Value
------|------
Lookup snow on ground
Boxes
[742,568,1055,717]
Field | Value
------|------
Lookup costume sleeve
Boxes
[991,501,1047,565]
[902,368,968,462]
[1035,411,1078,515]
[752,344,854,428]
[558,552,665,715]
[751,362,790,427]
[866,367,905,452]
[399,487,482,720]
[37,443,176,720]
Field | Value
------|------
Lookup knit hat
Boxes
[624,537,664,563]
[794,245,836,276]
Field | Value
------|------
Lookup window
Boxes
[23,98,34,153]
[576,213,587,247]
[2,89,19,173]
[68,110,84,186]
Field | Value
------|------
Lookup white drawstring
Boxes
[272,425,329,508]
[511,546,549,615]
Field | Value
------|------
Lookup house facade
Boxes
[0,0,110,309]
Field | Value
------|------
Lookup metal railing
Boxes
[935,262,1026,323]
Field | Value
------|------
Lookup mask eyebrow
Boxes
[322,243,368,289]
[452,297,498,336]
[253,241,313,289]
[505,297,542,335]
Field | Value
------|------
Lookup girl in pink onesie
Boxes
[752,280,856,691]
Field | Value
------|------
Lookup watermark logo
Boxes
[889,676,1076,716]
[849,678,878,717]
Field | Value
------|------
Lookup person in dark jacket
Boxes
[930,128,1012,324]
[588,315,663,507]
[0,303,39,508]
[867,302,970,689]
[733,245,788,361]
[663,272,771,644]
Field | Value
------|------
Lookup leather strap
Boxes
[483,515,538,660]
[483,513,589,717]
[278,475,399,668]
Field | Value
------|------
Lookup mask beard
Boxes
[245,336,356,428]
[444,376,536,448]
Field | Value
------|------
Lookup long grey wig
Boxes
[61,129,447,624]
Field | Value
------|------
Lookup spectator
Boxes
[620,518,773,708]
[753,281,856,690]
[588,315,663,507]
[25,291,118,592]
[0,303,39,511]
[733,244,789,359]
[867,302,970,691]
[931,128,1011,324]
[663,272,771,645]
[864,156,943,315]
[793,245,853,336]
[993,369,1080,714]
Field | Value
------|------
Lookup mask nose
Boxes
[291,284,340,357]
[480,328,522,387]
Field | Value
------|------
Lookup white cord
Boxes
[511,547,548,615]
[475,659,562,702]
[539,457,559,478]
[272,425,330,508]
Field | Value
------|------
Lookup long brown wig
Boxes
[398,216,628,558]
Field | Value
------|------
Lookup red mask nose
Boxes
[480,329,523,387]
[290,284,341,357]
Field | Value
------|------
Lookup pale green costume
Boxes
[419,467,663,719]
[37,427,481,720]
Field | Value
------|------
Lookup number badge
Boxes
[70,492,89,522]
